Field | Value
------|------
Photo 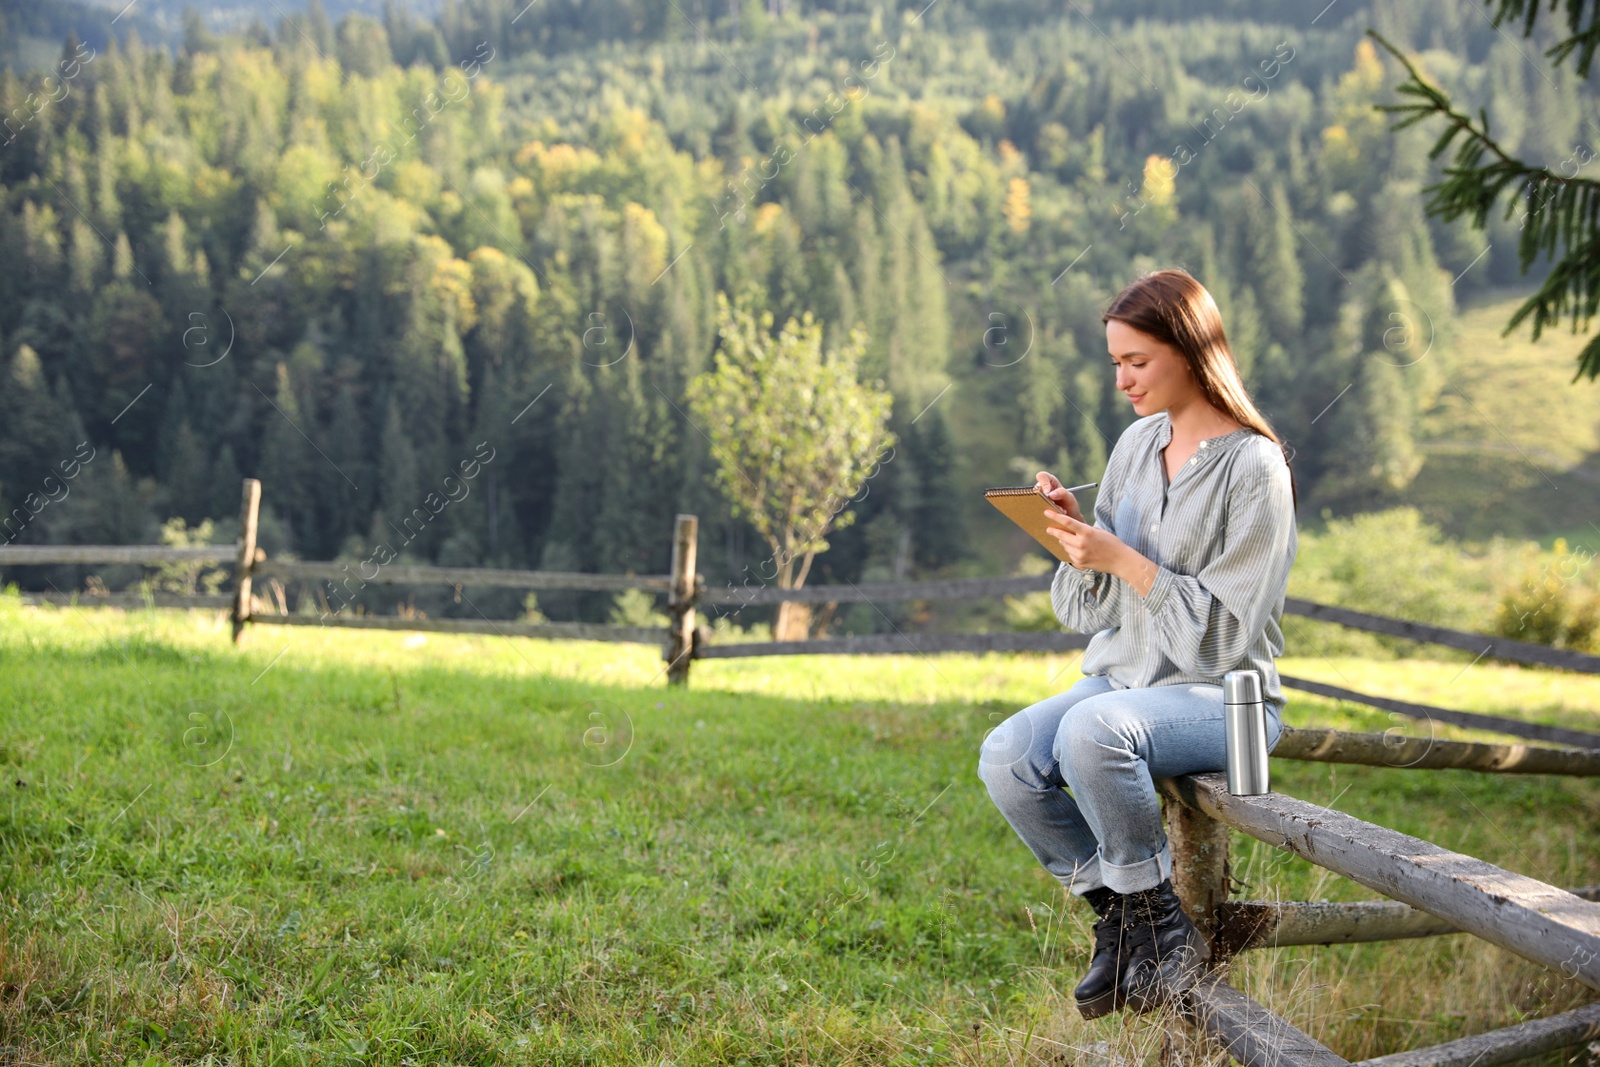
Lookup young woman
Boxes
[976,268,1298,1018]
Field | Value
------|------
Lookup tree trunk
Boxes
[774,600,811,641]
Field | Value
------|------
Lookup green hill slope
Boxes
[1408,289,1600,547]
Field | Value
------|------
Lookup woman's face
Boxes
[1106,319,1194,415]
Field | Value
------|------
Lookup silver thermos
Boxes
[1223,670,1270,795]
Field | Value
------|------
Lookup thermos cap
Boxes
[1223,669,1263,705]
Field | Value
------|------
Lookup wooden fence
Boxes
[1155,770,1600,1067]
[5,485,1600,1064]
[4,486,1598,731]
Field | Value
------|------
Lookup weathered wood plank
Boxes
[1352,1001,1600,1067]
[1280,676,1600,750]
[695,581,1600,674]
[1156,773,1600,991]
[17,592,235,610]
[1284,597,1600,674]
[1181,974,1350,1067]
[249,614,665,645]
[1273,726,1600,776]
[0,545,238,565]
[694,631,1092,657]
[1215,885,1600,953]
[1167,800,1232,943]
[700,573,1052,606]
[255,560,673,593]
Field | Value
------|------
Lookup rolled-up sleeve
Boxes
[1050,471,1122,634]
[1141,459,1295,676]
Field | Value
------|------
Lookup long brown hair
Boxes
[1101,268,1298,512]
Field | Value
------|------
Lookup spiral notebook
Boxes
[983,485,1087,563]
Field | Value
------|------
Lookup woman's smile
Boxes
[1109,319,1203,415]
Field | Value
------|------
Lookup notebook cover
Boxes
[983,485,1087,563]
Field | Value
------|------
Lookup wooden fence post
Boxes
[231,479,261,645]
[665,514,698,686]
[1163,793,1234,1067]
[1168,798,1232,944]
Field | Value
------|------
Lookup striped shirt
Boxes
[1050,410,1298,711]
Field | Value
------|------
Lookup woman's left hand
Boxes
[1043,508,1128,572]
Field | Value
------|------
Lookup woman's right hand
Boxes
[1035,471,1086,524]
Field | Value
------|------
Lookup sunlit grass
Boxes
[0,596,1595,1064]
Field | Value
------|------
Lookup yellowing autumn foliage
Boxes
[1142,154,1176,208]
[1003,176,1032,233]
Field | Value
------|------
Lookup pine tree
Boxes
[0,344,72,534]
[1246,181,1306,344]
[325,381,373,549]
[1371,18,1600,380]
[466,362,517,563]
[39,450,160,586]
[1309,269,1425,510]
[535,366,604,618]
[375,396,421,558]
[161,419,211,525]
[258,361,313,552]
[208,444,243,523]
[304,0,336,55]
[906,405,966,572]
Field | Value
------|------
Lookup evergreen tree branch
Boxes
[1485,0,1600,78]
[1368,28,1600,381]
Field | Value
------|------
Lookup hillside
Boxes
[1408,289,1600,546]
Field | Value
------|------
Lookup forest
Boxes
[0,0,1594,625]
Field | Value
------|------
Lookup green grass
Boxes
[1406,288,1600,546]
[1,593,1597,1064]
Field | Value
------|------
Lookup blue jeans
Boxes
[977,674,1283,896]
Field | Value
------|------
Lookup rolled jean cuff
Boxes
[1098,844,1172,895]
[1067,865,1106,896]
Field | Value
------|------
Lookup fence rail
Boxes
[701,573,1049,606]
[696,631,1092,657]
[1352,1003,1600,1067]
[1279,674,1600,748]
[1213,885,1600,954]
[1182,974,1351,1067]
[1273,726,1600,775]
[0,545,239,564]
[701,570,1600,674]
[1158,768,1600,1067]
[248,614,664,645]
[1284,596,1600,674]
[15,591,235,610]
[254,559,677,593]
[1158,772,1600,990]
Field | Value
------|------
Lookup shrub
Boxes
[1494,538,1600,653]
[1002,552,1060,633]
[607,588,669,629]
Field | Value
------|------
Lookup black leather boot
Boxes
[1072,886,1130,1019]
[1118,878,1211,1013]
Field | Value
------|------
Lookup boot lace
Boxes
[1119,888,1170,967]
[1089,894,1129,959]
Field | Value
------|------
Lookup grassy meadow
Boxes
[1,592,1598,1065]
[1401,288,1600,548]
